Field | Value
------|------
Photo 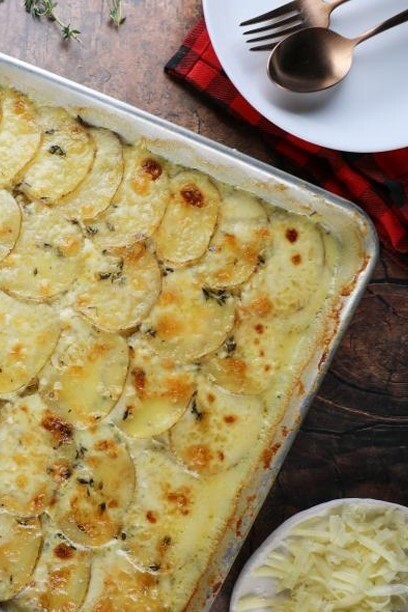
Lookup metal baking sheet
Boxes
[0,52,378,611]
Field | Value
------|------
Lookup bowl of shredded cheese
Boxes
[230,498,408,612]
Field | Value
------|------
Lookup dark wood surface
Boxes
[0,2,407,610]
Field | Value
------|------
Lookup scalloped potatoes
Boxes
[0,85,341,612]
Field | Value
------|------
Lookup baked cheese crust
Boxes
[0,86,341,611]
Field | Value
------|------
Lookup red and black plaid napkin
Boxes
[165,18,408,268]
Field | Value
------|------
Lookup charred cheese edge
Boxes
[0,85,345,612]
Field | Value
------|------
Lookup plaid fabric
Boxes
[165,18,408,268]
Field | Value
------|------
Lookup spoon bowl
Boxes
[267,8,408,93]
[268,28,354,93]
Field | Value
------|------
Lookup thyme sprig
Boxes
[24,0,81,41]
[109,0,126,28]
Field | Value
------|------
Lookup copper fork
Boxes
[240,0,351,50]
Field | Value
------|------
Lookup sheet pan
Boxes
[0,52,378,611]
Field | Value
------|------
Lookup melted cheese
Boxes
[81,548,164,611]
[170,377,265,475]
[0,190,21,261]
[196,190,270,289]
[0,394,75,515]
[51,425,136,547]
[113,335,196,438]
[59,128,124,220]
[0,202,83,301]
[0,88,41,189]
[0,291,60,393]
[20,107,95,203]
[0,512,42,601]
[74,241,161,332]
[39,315,129,428]
[86,143,170,246]
[155,170,220,266]
[141,267,236,362]
[12,516,91,612]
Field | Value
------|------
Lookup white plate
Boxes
[202,0,408,152]
[230,498,408,611]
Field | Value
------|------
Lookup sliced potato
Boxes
[40,315,129,428]
[196,190,270,288]
[0,190,21,261]
[113,336,196,438]
[169,378,265,475]
[0,291,60,393]
[51,424,135,546]
[19,107,95,203]
[246,211,326,317]
[205,214,330,394]
[75,242,161,332]
[13,518,92,612]
[59,128,123,220]
[123,447,201,574]
[82,549,163,612]
[85,143,170,246]
[0,202,83,301]
[155,170,219,266]
[0,512,42,601]
[0,395,75,515]
[0,88,41,189]
[141,267,235,363]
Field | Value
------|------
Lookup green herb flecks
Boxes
[202,286,231,306]
[24,0,80,41]
[109,0,126,28]
[48,144,66,156]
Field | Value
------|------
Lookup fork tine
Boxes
[249,23,304,50]
[246,22,303,43]
[243,14,301,36]
[249,42,279,51]
[240,0,298,27]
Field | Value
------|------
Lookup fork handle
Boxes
[354,8,408,45]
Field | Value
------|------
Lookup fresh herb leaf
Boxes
[24,0,80,41]
[109,0,126,27]
[48,144,66,156]
[202,286,231,306]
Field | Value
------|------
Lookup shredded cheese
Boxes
[238,504,408,611]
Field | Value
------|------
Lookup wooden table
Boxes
[1,2,407,610]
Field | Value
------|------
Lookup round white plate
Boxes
[202,0,408,152]
[230,498,408,611]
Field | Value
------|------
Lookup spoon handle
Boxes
[327,0,352,9]
[354,8,408,45]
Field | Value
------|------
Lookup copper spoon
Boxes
[267,8,408,93]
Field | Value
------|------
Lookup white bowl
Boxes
[230,498,408,612]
